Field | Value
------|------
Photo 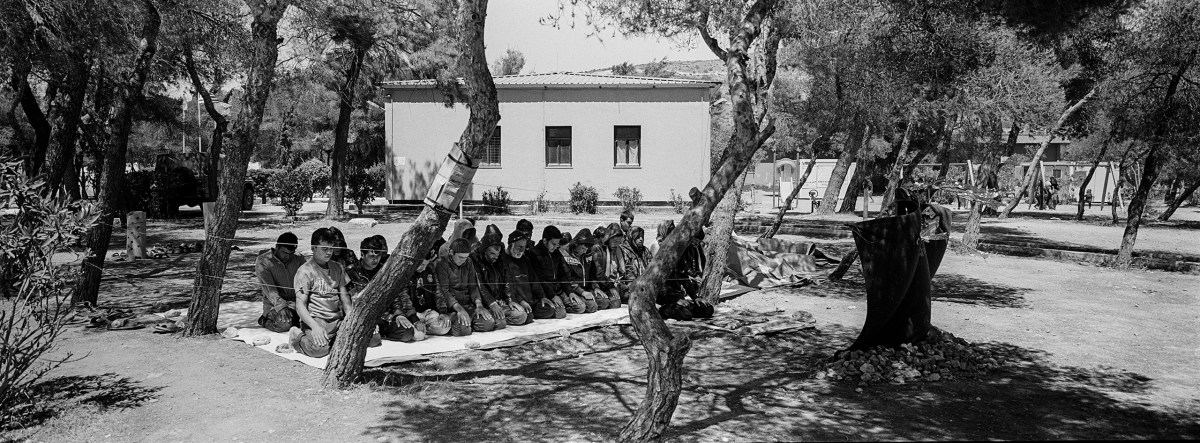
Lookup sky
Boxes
[484,0,716,73]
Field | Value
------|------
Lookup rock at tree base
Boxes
[348,218,378,228]
[817,328,1005,386]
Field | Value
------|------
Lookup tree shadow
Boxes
[931,273,1029,309]
[3,373,160,433]
[359,322,1199,441]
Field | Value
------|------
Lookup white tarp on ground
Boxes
[163,284,758,369]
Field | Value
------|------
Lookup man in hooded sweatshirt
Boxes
[400,238,452,337]
[528,226,568,319]
[619,226,651,299]
[502,230,539,323]
[439,219,474,258]
[590,222,626,309]
[436,238,495,336]
[472,232,525,328]
[558,228,598,313]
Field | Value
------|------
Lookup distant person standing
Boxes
[1084,188,1094,209]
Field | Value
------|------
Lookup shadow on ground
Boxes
[359,322,1199,442]
[931,273,1029,309]
[3,373,160,433]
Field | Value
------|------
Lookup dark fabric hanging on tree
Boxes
[845,194,950,351]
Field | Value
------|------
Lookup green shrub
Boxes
[346,163,386,214]
[247,168,283,203]
[122,170,155,214]
[269,167,311,217]
[0,159,99,424]
[481,186,512,215]
[531,190,550,214]
[669,188,689,214]
[295,158,331,198]
[568,182,598,214]
[613,186,642,213]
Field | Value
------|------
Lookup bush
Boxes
[122,170,155,214]
[269,167,311,217]
[346,163,386,214]
[481,186,512,215]
[568,182,598,214]
[669,188,689,214]
[531,190,550,214]
[613,186,643,213]
[247,168,283,203]
[295,158,331,198]
[0,159,100,424]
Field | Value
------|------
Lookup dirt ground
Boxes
[4,201,1200,442]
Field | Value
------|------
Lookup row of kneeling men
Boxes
[253,215,713,358]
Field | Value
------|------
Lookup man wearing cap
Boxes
[436,238,495,336]
[529,226,568,319]
[557,228,598,313]
[590,222,627,309]
[472,232,525,328]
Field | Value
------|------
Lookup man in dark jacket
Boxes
[660,225,714,320]
[528,225,568,318]
[590,222,626,309]
[557,228,597,313]
[502,230,539,323]
[436,238,495,336]
[472,232,525,328]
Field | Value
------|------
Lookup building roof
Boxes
[379,72,720,89]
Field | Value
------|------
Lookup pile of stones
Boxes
[815,328,1005,385]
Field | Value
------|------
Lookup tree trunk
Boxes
[1110,169,1123,224]
[616,4,779,441]
[819,124,865,214]
[828,249,858,281]
[960,121,1015,250]
[1076,139,1110,221]
[1116,147,1160,268]
[73,0,161,306]
[1164,178,1179,205]
[700,170,746,302]
[840,154,870,214]
[185,0,291,336]
[326,44,369,219]
[18,82,53,176]
[880,110,917,213]
[321,0,500,387]
[1000,87,1098,218]
[42,57,92,196]
[762,151,817,239]
[184,47,229,202]
[1158,180,1197,221]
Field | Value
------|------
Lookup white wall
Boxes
[385,88,712,202]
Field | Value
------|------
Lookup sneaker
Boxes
[368,333,382,348]
[288,326,303,350]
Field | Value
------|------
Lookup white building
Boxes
[379,73,718,203]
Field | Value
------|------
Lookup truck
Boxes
[154,151,254,216]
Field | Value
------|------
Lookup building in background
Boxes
[380,72,719,203]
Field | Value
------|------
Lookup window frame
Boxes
[613,125,642,169]
[545,126,573,168]
[480,126,502,168]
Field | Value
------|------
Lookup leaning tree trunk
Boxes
[185,0,291,336]
[819,124,866,215]
[617,4,778,441]
[840,154,870,214]
[1000,87,1098,218]
[1158,180,1198,221]
[17,82,53,176]
[762,149,817,239]
[321,0,500,387]
[326,43,369,220]
[880,109,917,213]
[1116,147,1160,268]
[1077,139,1110,221]
[42,57,92,196]
[73,0,160,306]
[699,170,745,303]
[184,47,229,202]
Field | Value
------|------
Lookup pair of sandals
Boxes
[81,307,142,331]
